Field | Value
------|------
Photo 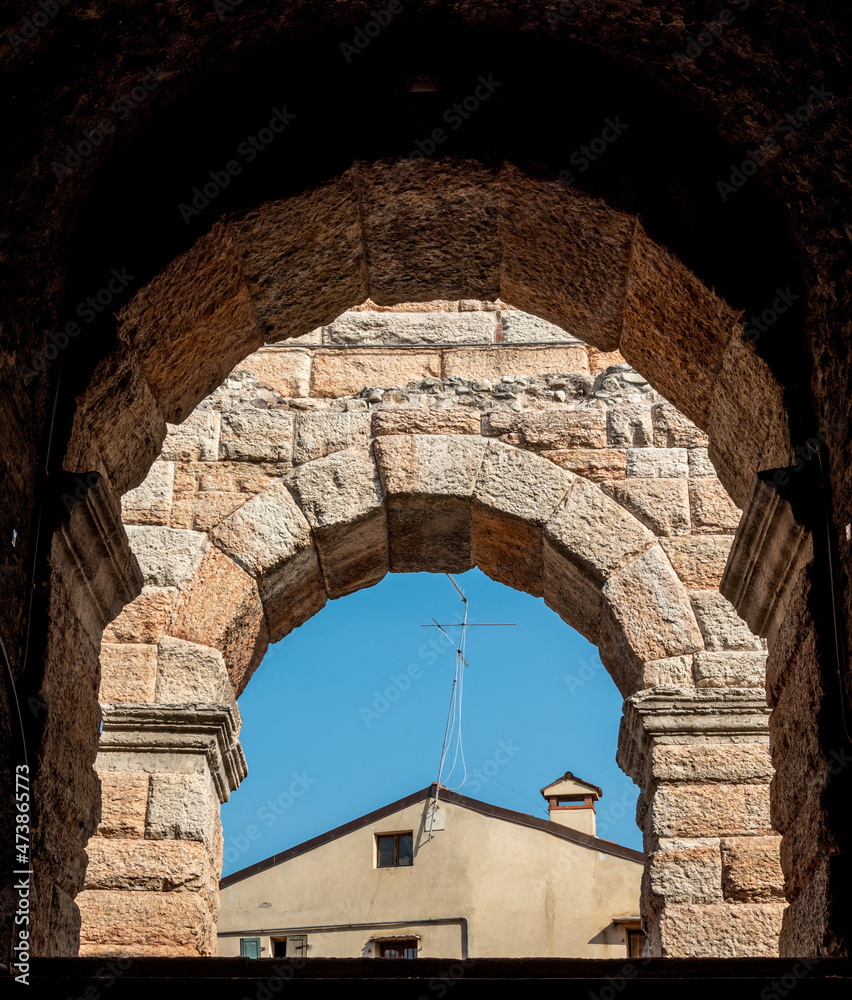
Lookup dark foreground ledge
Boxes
[13,956,852,998]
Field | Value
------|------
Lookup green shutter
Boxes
[240,937,261,959]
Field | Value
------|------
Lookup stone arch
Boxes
[79,316,781,958]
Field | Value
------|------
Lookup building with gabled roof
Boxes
[217,778,644,960]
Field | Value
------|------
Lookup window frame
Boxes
[376,937,419,958]
[375,831,414,868]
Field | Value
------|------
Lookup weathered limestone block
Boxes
[146,771,220,850]
[161,412,221,462]
[284,445,388,597]
[688,479,742,534]
[500,312,575,343]
[541,448,627,482]
[77,889,216,956]
[169,491,249,532]
[688,590,765,652]
[639,655,694,689]
[125,525,208,589]
[155,637,237,713]
[293,411,371,465]
[692,651,767,688]
[311,348,441,396]
[218,409,294,463]
[647,842,723,905]
[209,486,326,642]
[721,836,785,902]
[373,406,481,437]
[655,902,785,958]
[165,546,268,693]
[651,402,709,449]
[442,346,589,382]
[84,837,216,896]
[102,587,176,644]
[602,479,690,537]
[626,447,688,478]
[607,404,653,448]
[660,535,733,590]
[687,447,716,477]
[96,771,149,839]
[323,310,495,345]
[173,460,279,496]
[472,441,574,595]
[649,743,774,785]
[484,408,606,450]
[602,546,704,665]
[588,347,627,374]
[236,347,312,398]
[650,783,772,838]
[99,643,157,703]
[376,434,485,573]
[121,461,175,526]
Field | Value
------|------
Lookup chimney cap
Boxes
[540,771,603,800]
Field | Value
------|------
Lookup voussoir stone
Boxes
[688,590,764,652]
[602,478,691,537]
[692,650,767,688]
[125,526,208,589]
[376,434,487,499]
[659,535,733,590]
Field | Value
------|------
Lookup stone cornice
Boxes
[99,702,247,802]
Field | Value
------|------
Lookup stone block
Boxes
[169,492,250,532]
[237,347,312,398]
[209,486,326,642]
[472,442,574,594]
[541,448,627,482]
[483,408,606,451]
[602,545,704,664]
[293,411,372,466]
[721,836,784,902]
[602,479,690,537]
[160,411,221,462]
[656,902,785,957]
[84,837,216,895]
[102,587,176,644]
[99,643,157,703]
[441,346,589,382]
[96,771,149,838]
[218,409,294,463]
[692,650,767,688]
[125,526,208,589]
[146,772,218,848]
[651,783,772,838]
[155,636,236,708]
[607,405,654,448]
[501,312,575,343]
[651,402,709,449]
[688,591,764,651]
[649,743,774,785]
[689,479,742,533]
[310,348,441,396]
[121,461,174,526]
[544,479,655,585]
[373,406,481,437]
[375,435,485,573]
[648,844,723,904]
[626,447,689,478]
[323,310,495,345]
[688,447,716,477]
[588,347,627,374]
[285,446,388,597]
[660,535,733,590]
[77,888,216,956]
[542,544,604,643]
[639,655,694,689]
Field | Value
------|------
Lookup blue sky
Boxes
[221,568,642,876]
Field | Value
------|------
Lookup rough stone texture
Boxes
[121,461,174,526]
[77,889,216,957]
[102,587,176,645]
[647,844,723,906]
[124,526,208,589]
[293,411,371,465]
[311,348,441,396]
[649,744,774,786]
[219,409,295,463]
[689,591,765,652]
[652,402,709,450]
[692,651,767,689]
[626,447,689,479]
[154,637,236,710]
[442,346,588,382]
[650,784,772,839]
[656,902,786,958]
[484,408,606,451]
[501,312,576,343]
[96,772,149,839]
[688,448,716,478]
[99,643,157,703]
[602,479,691,537]
[323,311,495,345]
[161,412,221,462]
[542,448,627,482]
[639,655,694,689]
[721,836,785,902]
[688,480,742,534]
[237,347,312,398]
[84,837,215,896]
[373,407,481,437]
[284,445,388,597]
[607,404,654,448]
[660,536,733,591]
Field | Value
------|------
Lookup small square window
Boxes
[378,937,418,958]
[376,832,413,867]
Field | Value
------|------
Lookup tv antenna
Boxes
[422,574,517,841]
